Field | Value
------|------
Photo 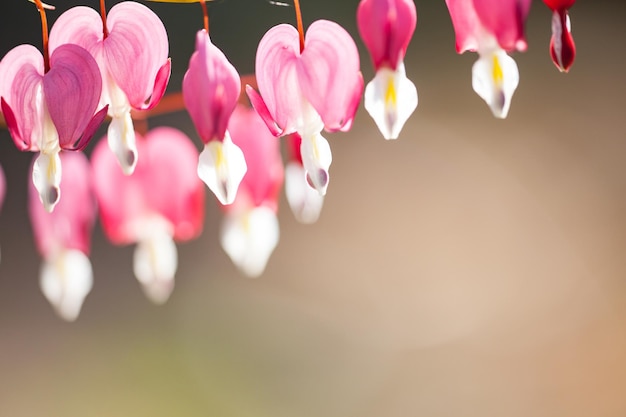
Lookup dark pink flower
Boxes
[219,104,284,277]
[28,151,97,321]
[543,0,576,72]
[183,29,246,206]
[357,0,418,139]
[50,2,171,174]
[445,0,532,118]
[91,127,205,303]
[0,43,107,212]
[246,20,363,195]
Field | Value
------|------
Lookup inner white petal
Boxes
[32,149,62,213]
[107,111,138,175]
[40,249,93,322]
[197,131,247,206]
[285,162,324,224]
[300,132,332,196]
[472,48,519,119]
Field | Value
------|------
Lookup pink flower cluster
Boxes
[0,0,577,320]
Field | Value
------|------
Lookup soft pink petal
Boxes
[91,127,204,245]
[140,59,171,111]
[44,44,104,149]
[245,85,283,137]
[227,105,284,211]
[298,20,363,132]
[183,30,240,143]
[66,106,109,151]
[471,0,531,52]
[357,0,417,70]
[254,24,304,136]
[29,151,96,257]
[0,44,45,151]
[48,5,103,54]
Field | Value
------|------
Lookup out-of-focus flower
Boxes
[183,29,246,206]
[246,20,363,196]
[445,0,531,118]
[28,151,96,321]
[220,104,284,277]
[0,43,107,212]
[357,0,418,140]
[543,0,576,72]
[91,127,204,304]
[285,133,324,224]
[49,2,171,175]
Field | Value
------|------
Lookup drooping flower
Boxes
[91,127,205,304]
[220,104,284,277]
[246,19,363,196]
[49,1,171,175]
[0,43,107,212]
[183,29,246,206]
[284,133,324,224]
[357,0,418,140]
[445,0,532,118]
[543,0,576,72]
[28,151,96,321]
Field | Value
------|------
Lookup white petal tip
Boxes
[300,133,332,196]
[108,113,138,176]
[40,250,93,322]
[197,134,247,206]
[32,151,62,212]
[285,163,325,224]
[472,50,519,120]
[133,227,178,305]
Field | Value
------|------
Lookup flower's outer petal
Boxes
[29,151,96,256]
[48,6,102,54]
[300,131,332,196]
[550,9,575,72]
[44,44,103,149]
[91,127,204,245]
[471,0,531,52]
[445,0,483,53]
[220,206,279,278]
[197,132,247,205]
[285,161,324,224]
[227,105,283,210]
[364,61,417,140]
[67,106,109,152]
[298,20,363,132]
[543,0,575,10]
[472,49,519,119]
[104,1,169,109]
[141,59,171,110]
[0,45,45,151]
[245,85,283,137]
[40,249,93,322]
[107,111,138,175]
[357,0,417,70]
[133,223,177,304]
[255,24,303,135]
[183,30,240,143]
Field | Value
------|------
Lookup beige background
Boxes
[0,1,625,416]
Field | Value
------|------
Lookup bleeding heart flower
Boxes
[183,29,246,206]
[445,0,532,118]
[543,0,576,72]
[91,127,205,304]
[49,2,171,175]
[357,0,418,140]
[285,133,324,224]
[28,151,96,321]
[246,20,363,196]
[220,104,284,277]
[0,43,107,213]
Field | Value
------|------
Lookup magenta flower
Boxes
[284,133,324,224]
[220,104,284,277]
[183,29,246,206]
[445,0,532,118]
[28,151,96,321]
[49,2,171,175]
[357,0,418,140]
[0,43,107,212]
[543,0,576,72]
[246,20,363,195]
[91,127,204,304]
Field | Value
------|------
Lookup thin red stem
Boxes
[200,1,209,33]
[99,0,109,38]
[293,0,305,53]
[33,0,50,72]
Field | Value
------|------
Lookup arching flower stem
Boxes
[99,0,109,38]
[33,0,50,72]
[293,0,305,53]
[200,1,209,33]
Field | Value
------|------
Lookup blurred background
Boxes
[1,0,626,416]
